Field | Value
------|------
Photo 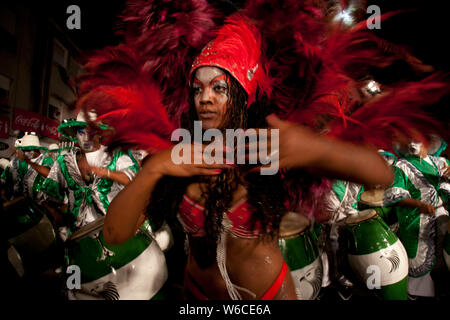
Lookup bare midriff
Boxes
[183,182,296,300]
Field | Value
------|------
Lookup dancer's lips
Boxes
[198,111,217,120]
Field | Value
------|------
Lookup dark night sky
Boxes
[25,0,447,73]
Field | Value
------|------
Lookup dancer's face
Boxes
[193,67,230,130]
[24,150,39,160]
[76,128,93,152]
[408,141,428,158]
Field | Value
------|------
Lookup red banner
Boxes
[41,117,60,140]
[0,115,10,139]
[13,108,60,140]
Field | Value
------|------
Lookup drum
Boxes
[344,209,408,300]
[359,189,384,208]
[7,245,25,278]
[278,212,323,300]
[359,189,397,227]
[67,217,168,300]
[140,218,174,253]
[444,220,450,272]
[4,198,57,274]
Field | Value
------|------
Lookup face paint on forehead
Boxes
[194,67,226,86]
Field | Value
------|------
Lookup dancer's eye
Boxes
[193,86,202,95]
[212,81,228,94]
[214,85,227,94]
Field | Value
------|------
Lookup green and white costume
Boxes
[22,154,54,202]
[383,155,450,296]
[322,181,364,288]
[40,145,139,231]
[1,156,29,199]
[39,145,168,300]
[325,180,365,224]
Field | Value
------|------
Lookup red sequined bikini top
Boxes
[177,195,262,238]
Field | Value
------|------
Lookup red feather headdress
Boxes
[74,0,449,220]
[190,15,271,107]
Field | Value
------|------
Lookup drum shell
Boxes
[68,230,168,300]
[359,202,398,227]
[344,214,408,300]
[358,190,398,227]
[140,219,174,252]
[345,215,398,255]
[5,200,57,273]
[444,221,450,272]
[279,230,319,270]
[278,229,323,300]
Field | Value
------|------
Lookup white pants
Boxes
[408,273,434,297]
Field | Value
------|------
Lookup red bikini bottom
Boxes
[184,261,288,300]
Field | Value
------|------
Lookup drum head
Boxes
[345,209,378,225]
[279,212,310,238]
[359,189,385,207]
[69,216,106,242]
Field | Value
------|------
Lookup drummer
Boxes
[383,135,449,299]
[13,133,55,203]
[321,179,365,300]
[46,143,62,161]
[1,137,30,200]
[38,111,169,299]
[39,111,140,240]
[0,158,11,201]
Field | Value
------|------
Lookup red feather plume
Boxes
[75,44,176,153]
[119,0,222,120]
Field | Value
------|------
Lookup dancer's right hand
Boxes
[141,144,231,178]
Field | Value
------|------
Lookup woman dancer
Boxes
[76,1,448,300]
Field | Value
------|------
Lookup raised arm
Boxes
[26,161,51,178]
[16,151,51,178]
[266,115,394,188]
[90,167,132,185]
[397,198,435,215]
[103,145,230,245]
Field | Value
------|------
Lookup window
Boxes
[0,7,16,35]
[0,74,11,112]
[53,39,68,69]
[48,96,65,122]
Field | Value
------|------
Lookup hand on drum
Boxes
[142,144,232,178]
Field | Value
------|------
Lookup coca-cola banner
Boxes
[0,115,10,139]
[41,117,60,140]
[13,108,60,140]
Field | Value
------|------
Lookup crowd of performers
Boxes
[1,0,450,301]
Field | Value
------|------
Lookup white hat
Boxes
[76,110,97,123]
[0,158,10,170]
[48,143,59,151]
[15,133,42,150]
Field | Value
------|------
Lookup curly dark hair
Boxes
[146,69,287,268]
